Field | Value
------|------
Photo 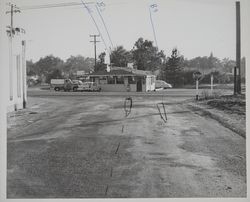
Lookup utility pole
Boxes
[6,3,20,102]
[6,3,20,37]
[236,1,241,94]
[90,34,100,68]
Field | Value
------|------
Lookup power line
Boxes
[19,0,112,55]
[80,0,110,55]
[95,4,114,49]
[149,6,158,48]
[19,1,130,11]
[20,2,94,10]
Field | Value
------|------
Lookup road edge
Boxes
[186,103,246,138]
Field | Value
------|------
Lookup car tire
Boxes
[54,87,60,91]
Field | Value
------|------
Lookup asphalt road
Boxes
[7,93,246,198]
[27,87,233,98]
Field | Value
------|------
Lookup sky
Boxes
[5,0,249,62]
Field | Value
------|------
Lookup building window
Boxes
[99,76,107,84]
[128,76,136,84]
[107,76,115,84]
[115,76,124,84]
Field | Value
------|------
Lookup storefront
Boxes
[89,67,156,92]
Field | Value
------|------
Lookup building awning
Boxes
[88,67,154,77]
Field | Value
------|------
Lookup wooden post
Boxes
[211,74,213,94]
[234,66,237,95]
[196,79,199,100]
[22,40,27,108]
[236,1,241,94]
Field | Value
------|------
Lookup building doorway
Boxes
[136,77,142,92]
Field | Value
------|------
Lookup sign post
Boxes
[196,79,199,100]
[193,71,202,101]
[211,74,214,93]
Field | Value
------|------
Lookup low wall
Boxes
[100,84,127,92]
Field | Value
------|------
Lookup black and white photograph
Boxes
[0,0,249,200]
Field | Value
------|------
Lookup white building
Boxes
[7,35,27,111]
[89,67,156,92]
[0,3,27,112]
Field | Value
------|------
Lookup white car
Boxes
[155,80,172,89]
[77,82,101,92]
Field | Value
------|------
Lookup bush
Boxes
[200,89,222,100]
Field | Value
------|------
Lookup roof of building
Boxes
[89,67,154,77]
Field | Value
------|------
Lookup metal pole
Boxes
[236,1,241,94]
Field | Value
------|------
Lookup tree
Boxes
[183,54,223,74]
[46,68,63,83]
[208,52,222,72]
[33,55,64,83]
[64,55,95,76]
[110,46,132,67]
[222,58,236,73]
[131,38,165,71]
[162,48,184,87]
[26,60,36,76]
[94,52,107,72]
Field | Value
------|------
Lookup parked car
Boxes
[155,80,172,90]
[77,82,101,92]
[50,79,78,91]
[72,80,83,85]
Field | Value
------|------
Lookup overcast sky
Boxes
[6,0,249,62]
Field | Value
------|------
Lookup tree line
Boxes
[27,55,95,83]
[27,37,238,87]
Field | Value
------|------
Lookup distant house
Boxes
[88,67,156,92]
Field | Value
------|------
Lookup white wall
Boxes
[145,76,156,91]
[94,75,155,92]
[130,84,137,92]
[100,84,127,92]
[0,0,8,199]
[7,35,26,112]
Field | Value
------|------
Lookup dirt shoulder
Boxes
[185,94,246,138]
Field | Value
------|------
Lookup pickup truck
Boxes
[50,79,78,91]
